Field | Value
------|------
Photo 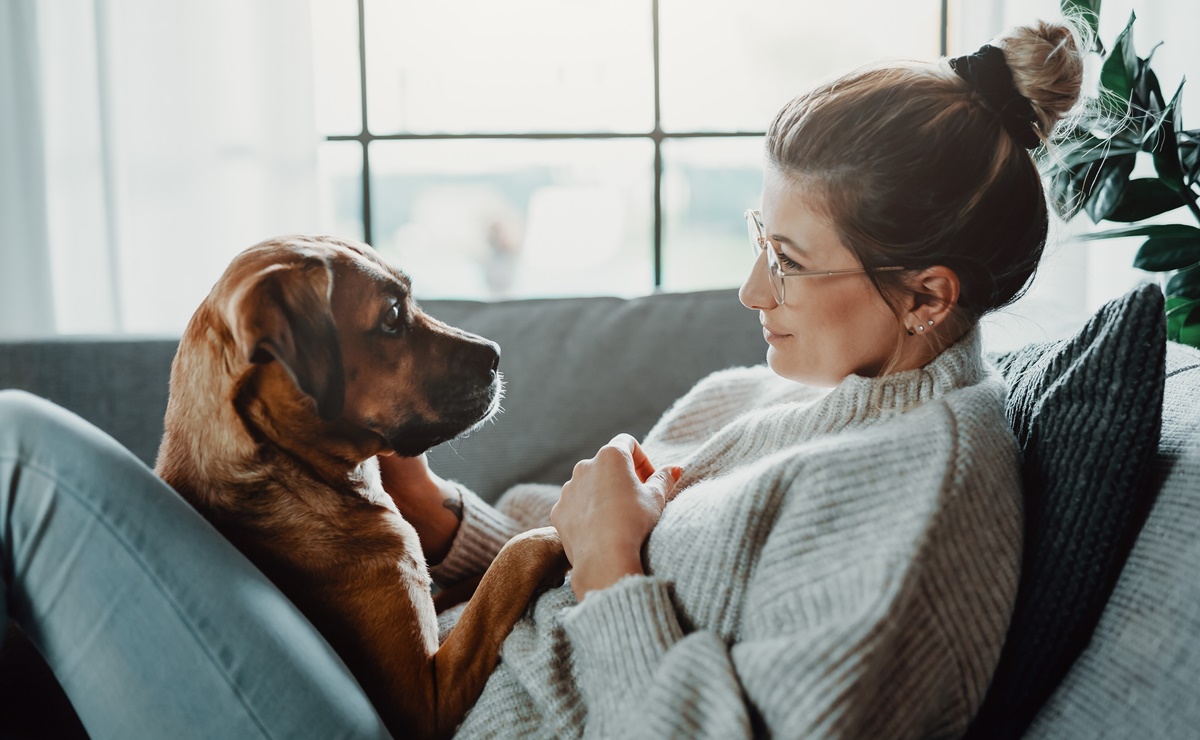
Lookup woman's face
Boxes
[739,168,906,386]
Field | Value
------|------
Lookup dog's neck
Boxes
[234,362,380,488]
[157,307,384,506]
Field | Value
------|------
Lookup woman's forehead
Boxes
[761,173,841,248]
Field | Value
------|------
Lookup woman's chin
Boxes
[765,348,798,379]
[766,349,841,388]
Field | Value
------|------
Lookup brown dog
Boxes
[155,234,567,739]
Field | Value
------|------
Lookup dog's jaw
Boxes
[384,373,503,457]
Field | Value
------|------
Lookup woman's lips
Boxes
[763,326,791,343]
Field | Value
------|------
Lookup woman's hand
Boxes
[377,452,463,565]
[551,434,683,601]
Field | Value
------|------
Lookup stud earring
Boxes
[928,320,935,327]
[917,325,925,332]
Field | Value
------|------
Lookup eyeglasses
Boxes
[745,209,907,304]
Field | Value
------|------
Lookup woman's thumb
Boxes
[648,465,685,502]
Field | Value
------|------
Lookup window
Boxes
[311,0,948,299]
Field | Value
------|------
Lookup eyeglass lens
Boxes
[746,213,785,303]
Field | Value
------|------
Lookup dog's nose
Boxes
[465,340,500,376]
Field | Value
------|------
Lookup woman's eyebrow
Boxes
[770,233,810,255]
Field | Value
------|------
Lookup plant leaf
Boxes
[1166,296,1192,341]
[1050,169,1082,219]
[1106,178,1187,221]
[1133,236,1200,271]
[1058,134,1141,166]
[1085,153,1137,222]
[1077,223,1200,240]
[1166,264,1200,300]
[1183,139,1199,185]
[1100,12,1138,114]
[1150,80,1188,191]
[1165,295,1200,316]
[1181,306,1200,348]
[1050,159,1103,220]
[1133,43,1165,115]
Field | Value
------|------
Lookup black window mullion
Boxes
[652,0,663,289]
[357,0,373,246]
[339,0,948,292]
[940,0,948,56]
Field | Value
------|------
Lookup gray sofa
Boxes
[1,288,1197,738]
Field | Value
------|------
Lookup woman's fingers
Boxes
[609,433,656,482]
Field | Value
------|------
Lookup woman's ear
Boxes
[904,266,960,331]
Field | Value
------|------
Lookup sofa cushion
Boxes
[965,283,1167,739]
[1024,341,1200,738]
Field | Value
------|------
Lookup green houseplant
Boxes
[1047,0,1200,347]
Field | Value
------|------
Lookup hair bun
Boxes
[993,19,1088,140]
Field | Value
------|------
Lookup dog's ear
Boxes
[229,257,346,421]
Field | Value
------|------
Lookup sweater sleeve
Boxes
[562,575,754,738]
[427,485,520,586]
[562,559,958,738]
[561,403,1021,739]
[428,482,561,586]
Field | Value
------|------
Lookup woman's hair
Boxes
[765,18,1088,333]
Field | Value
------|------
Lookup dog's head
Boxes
[211,235,501,460]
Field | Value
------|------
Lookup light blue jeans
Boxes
[0,390,391,739]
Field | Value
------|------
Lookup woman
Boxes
[385,18,1085,739]
[0,19,1084,739]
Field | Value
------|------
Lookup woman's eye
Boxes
[381,303,403,334]
[775,251,806,272]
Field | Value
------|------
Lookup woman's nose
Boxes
[739,249,778,310]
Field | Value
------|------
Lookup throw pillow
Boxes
[964,282,1167,739]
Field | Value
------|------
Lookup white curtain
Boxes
[0,0,321,338]
[0,0,56,337]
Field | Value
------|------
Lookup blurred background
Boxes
[2,0,1197,348]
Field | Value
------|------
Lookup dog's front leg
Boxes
[431,526,568,737]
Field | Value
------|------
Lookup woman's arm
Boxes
[376,452,463,565]
[377,452,523,584]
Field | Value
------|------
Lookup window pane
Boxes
[318,141,365,242]
[310,0,363,136]
[661,137,764,292]
[364,0,654,133]
[660,0,943,132]
[370,139,654,299]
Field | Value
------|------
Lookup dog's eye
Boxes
[381,303,403,335]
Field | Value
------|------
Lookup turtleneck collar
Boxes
[817,325,987,428]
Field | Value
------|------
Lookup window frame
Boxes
[328,0,950,289]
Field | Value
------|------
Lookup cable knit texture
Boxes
[431,327,1022,739]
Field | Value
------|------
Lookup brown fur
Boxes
[155,235,567,739]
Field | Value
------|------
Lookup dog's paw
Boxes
[499,526,569,591]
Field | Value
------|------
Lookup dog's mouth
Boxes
[384,373,504,457]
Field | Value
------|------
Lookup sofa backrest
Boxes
[411,290,764,501]
[0,290,763,500]
[0,336,179,467]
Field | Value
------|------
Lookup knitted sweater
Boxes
[430,327,1022,739]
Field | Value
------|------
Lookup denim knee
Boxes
[0,389,137,475]
[0,389,61,454]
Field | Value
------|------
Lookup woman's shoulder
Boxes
[788,373,1017,498]
[684,364,827,409]
[645,365,826,446]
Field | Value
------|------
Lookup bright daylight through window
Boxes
[311,0,944,300]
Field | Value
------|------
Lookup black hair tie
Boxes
[949,44,1041,149]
